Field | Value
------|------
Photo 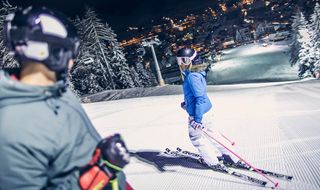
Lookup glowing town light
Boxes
[178,26,184,31]
[242,0,254,5]
[219,3,227,12]
[208,7,217,16]
[265,1,270,6]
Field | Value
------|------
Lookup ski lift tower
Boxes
[141,36,165,86]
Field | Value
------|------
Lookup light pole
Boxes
[141,36,165,86]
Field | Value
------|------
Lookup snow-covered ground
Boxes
[208,43,300,85]
[83,79,320,190]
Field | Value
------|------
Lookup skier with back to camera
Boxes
[0,7,132,190]
[176,47,249,171]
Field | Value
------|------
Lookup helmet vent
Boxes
[39,14,67,38]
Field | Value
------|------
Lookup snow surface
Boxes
[81,41,319,189]
[207,43,299,85]
[83,79,320,190]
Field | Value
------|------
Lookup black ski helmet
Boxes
[4,6,79,81]
[176,47,202,66]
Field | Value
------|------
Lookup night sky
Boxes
[7,0,218,39]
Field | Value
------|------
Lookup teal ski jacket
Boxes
[0,70,101,190]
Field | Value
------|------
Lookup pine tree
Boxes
[71,8,136,95]
[290,11,302,65]
[71,9,116,95]
[104,22,135,89]
[136,61,153,87]
[310,3,320,34]
[145,63,158,86]
[0,1,17,69]
[71,49,106,95]
[130,66,142,87]
[290,11,312,69]
[309,3,320,73]
[291,11,313,78]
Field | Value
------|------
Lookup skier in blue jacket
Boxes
[177,47,243,170]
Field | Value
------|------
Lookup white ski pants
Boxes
[188,116,239,166]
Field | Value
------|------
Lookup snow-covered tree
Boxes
[145,62,158,86]
[67,79,81,97]
[71,49,107,95]
[298,13,311,58]
[130,66,142,87]
[104,22,135,89]
[136,61,153,87]
[290,10,313,78]
[290,11,302,65]
[0,1,17,69]
[298,12,313,78]
[308,3,320,74]
[310,3,320,34]
[71,8,136,95]
[71,12,115,95]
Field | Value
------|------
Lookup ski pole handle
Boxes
[203,129,279,189]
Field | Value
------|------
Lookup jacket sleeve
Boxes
[187,73,210,123]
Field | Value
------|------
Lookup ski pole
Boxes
[219,132,235,146]
[203,129,279,189]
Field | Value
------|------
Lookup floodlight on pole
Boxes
[141,36,165,86]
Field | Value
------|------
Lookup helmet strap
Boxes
[53,50,72,92]
[55,71,67,92]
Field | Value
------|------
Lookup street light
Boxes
[141,36,165,86]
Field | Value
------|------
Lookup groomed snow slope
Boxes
[83,79,320,190]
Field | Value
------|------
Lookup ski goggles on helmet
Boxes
[176,51,197,66]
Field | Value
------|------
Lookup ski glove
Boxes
[180,102,186,110]
[189,120,204,130]
[79,134,131,190]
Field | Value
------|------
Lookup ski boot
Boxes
[221,154,252,170]
[234,160,252,170]
[198,157,230,172]
[208,163,231,174]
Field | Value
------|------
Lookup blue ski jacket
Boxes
[183,70,212,123]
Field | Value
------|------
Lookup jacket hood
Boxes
[0,70,65,108]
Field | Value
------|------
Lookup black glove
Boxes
[79,134,130,190]
[98,133,131,172]
[180,101,186,110]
